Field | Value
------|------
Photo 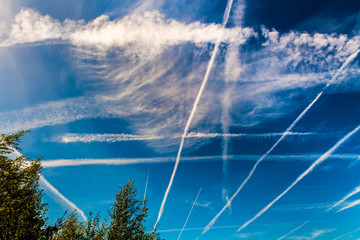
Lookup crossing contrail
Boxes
[154,0,234,227]
[177,188,202,240]
[236,125,360,232]
[201,49,360,235]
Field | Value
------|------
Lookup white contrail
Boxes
[52,131,315,143]
[201,49,360,235]
[338,199,360,212]
[39,176,87,221]
[4,142,87,221]
[277,220,312,240]
[236,125,360,232]
[154,0,234,227]
[40,153,360,168]
[177,188,202,240]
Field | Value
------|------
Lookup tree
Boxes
[0,131,56,240]
[108,179,161,240]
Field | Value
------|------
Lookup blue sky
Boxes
[1,0,360,239]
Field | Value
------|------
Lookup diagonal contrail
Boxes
[328,185,360,211]
[154,0,234,227]
[201,49,360,235]
[333,227,360,240]
[236,125,360,232]
[3,140,87,221]
[277,220,312,240]
[177,188,202,240]
[338,199,360,212]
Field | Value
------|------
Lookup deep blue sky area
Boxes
[1,0,360,239]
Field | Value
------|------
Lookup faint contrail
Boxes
[177,188,202,240]
[154,0,234,227]
[236,125,360,232]
[333,227,360,240]
[5,142,87,221]
[144,171,149,201]
[201,49,360,235]
[277,220,312,240]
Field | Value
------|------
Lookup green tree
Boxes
[0,131,56,240]
[108,179,162,240]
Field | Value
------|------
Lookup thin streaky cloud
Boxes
[201,49,360,236]
[236,125,360,233]
[155,0,234,227]
[177,188,202,240]
[51,131,316,143]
